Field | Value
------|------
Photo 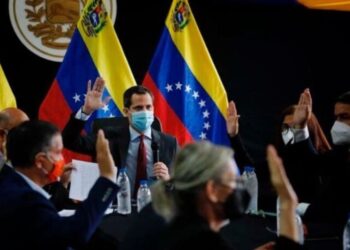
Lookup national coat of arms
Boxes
[9,0,117,62]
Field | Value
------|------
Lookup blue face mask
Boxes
[131,111,154,132]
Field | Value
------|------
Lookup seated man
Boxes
[281,89,350,234]
[0,120,118,249]
[63,77,179,195]
[0,107,29,170]
[0,108,74,210]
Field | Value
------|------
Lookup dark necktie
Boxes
[134,134,147,195]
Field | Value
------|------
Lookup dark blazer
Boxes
[157,214,302,250]
[0,167,118,250]
[62,114,179,169]
[283,139,350,233]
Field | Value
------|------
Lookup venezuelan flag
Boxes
[143,0,229,146]
[39,0,135,160]
[0,64,16,110]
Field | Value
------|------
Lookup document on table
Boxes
[69,159,100,201]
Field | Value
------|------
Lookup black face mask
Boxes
[223,188,251,219]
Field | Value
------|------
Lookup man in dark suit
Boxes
[281,89,350,235]
[63,77,179,195]
[0,120,118,249]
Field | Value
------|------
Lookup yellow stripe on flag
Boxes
[0,64,16,110]
[165,0,228,117]
[77,0,136,111]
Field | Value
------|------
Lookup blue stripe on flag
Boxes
[56,31,122,132]
[148,28,229,145]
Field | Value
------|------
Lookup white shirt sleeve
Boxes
[296,202,310,216]
[292,126,310,143]
[75,108,92,121]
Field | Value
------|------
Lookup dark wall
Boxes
[1,0,349,162]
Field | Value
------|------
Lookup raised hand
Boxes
[96,129,117,182]
[82,77,110,115]
[226,100,240,138]
[293,88,312,128]
[266,145,298,242]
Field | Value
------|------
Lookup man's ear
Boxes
[34,153,45,169]
[0,130,5,150]
[123,107,129,116]
[205,180,219,203]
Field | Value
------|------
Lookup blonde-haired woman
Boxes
[152,141,302,250]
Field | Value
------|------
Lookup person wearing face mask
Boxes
[62,77,179,196]
[274,102,332,203]
[0,108,75,211]
[0,120,118,249]
[151,141,302,250]
[280,89,350,237]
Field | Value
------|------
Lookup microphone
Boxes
[151,141,160,163]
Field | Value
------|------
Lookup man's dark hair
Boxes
[336,91,350,105]
[6,120,60,168]
[123,85,154,108]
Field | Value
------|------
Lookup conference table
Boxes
[83,205,342,250]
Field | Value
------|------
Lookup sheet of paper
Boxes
[69,159,100,201]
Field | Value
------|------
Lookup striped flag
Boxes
[143,0,229,146]
[0,64,16,110]
[39,0,135,161]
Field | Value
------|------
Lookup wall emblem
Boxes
[9,0,117,62]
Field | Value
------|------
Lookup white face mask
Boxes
[331,121,350,146]
[281,128,294,145]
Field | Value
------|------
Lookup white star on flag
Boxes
[73,93,81,103]
[102,104,109,112]
[199,132,207,140]
[166,83,173,92]
[199,99,206,108]
[203,122,211,130]
[192,91,199,99]
[185,85,192,93]
[203,110,210,118]
[175,82,183,90]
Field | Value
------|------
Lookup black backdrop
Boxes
[1,0,349,162]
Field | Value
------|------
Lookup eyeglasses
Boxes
[281,123,291,133]
[217,176,246,190]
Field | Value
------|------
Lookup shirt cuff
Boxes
[292,126,309,143]
[75,108,91,121]
[296,202,310,216]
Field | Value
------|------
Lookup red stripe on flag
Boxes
[39,80,91,162]
[143,73,193,146]
[39,80,72,129]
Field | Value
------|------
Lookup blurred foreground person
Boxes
[152,141,302,250]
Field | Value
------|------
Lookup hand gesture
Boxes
[82,77,110,115]
[293,88,312,128]
[266,145,299,242]
[96,129,117,182]
[226,100,240,138]
[153,162,170,181]
[59,162,75,189]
